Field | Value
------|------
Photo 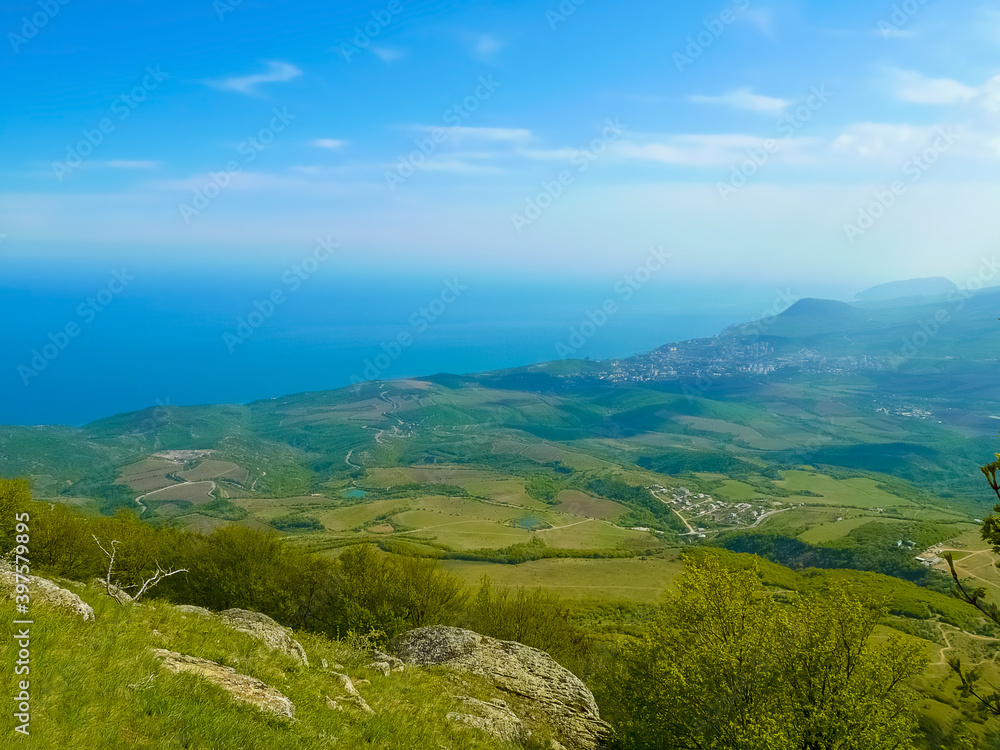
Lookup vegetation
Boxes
[602,555,928,750]
[0,585,543,750]
[0,479,589,669]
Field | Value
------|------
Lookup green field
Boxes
[441,553,687,601]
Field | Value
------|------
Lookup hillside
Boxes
[2,286,1000,570]
[857,277,959,302]
[0,570,596,749]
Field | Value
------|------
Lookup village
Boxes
[650,484,780,534]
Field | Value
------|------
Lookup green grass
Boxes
[440,552,687,602]
[777,471,915,509]
[0,583,550,750]
[798,516,905,544]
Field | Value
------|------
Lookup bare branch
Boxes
[93,535,128,605]
[92,536,186,604]
[130,564,187,602]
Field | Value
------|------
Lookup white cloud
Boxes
[687,87,789,113]
[516,147,580,161]
[878,28,915,39]
[474,34,503,58]
[102,160,160,169]
[371,46,404,62]
[420,160,506,175]
[611,134,818,168]
[742,8,776,38]
[314,139,346,150]
[212,61,302,95]
[831,122,944,159]
[890,69,978,105]
[418,126,532,142]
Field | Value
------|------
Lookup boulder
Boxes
[329,671,373,714]
[447,696,528,744]
[219,608,309,666]
[152,649,295,719]
[0,564,94,622]
[391,627,610,750]
[174,604,213,618]
[369,649,405,675]
[92,578,134,603]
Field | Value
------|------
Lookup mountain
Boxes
[856,277,958,303]
[2,283,1000,560]
[6,283,1000,746]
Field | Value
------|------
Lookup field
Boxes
[441,553,687,601]
[551,490,628,520]
[116,457,179,493]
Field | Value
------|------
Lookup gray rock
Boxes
[174,604,213,618]
[391,627,610,750]
[0,564,94,622]
[330,671,373,714]
[447,696,529,744]
[92,578,134,603]
[370,649,404,674]
[219,608,309,666]
[152,648,295,719]
[368,660,391,677]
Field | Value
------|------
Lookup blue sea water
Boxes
[0,261,798,426]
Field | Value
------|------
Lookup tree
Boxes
[603,555,926,750]
[944,455,1000,715]
[93,535,186,604]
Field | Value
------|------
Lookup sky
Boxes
[2,0,1000,287]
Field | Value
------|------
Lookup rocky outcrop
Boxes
[174,604,212,618]
[92,578,134,603]
[447,696,528,744]
[204,608,309,666]
[368,648,405,676]
[391,627,610,750]
[152,649,295,719]
[327,671,373,714]
[0,563,94,621]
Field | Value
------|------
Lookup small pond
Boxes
[512,516,551,530]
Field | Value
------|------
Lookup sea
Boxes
[0,261,827,426]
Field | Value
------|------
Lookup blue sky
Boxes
[2,0,999,286]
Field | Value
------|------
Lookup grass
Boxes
[536,521,648,550]
[551,490,627,521]
[441,553,687,602]
[777,471,915,509]
[0,582,546,750]
[178,459,246,483]
[798,516,907,544]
